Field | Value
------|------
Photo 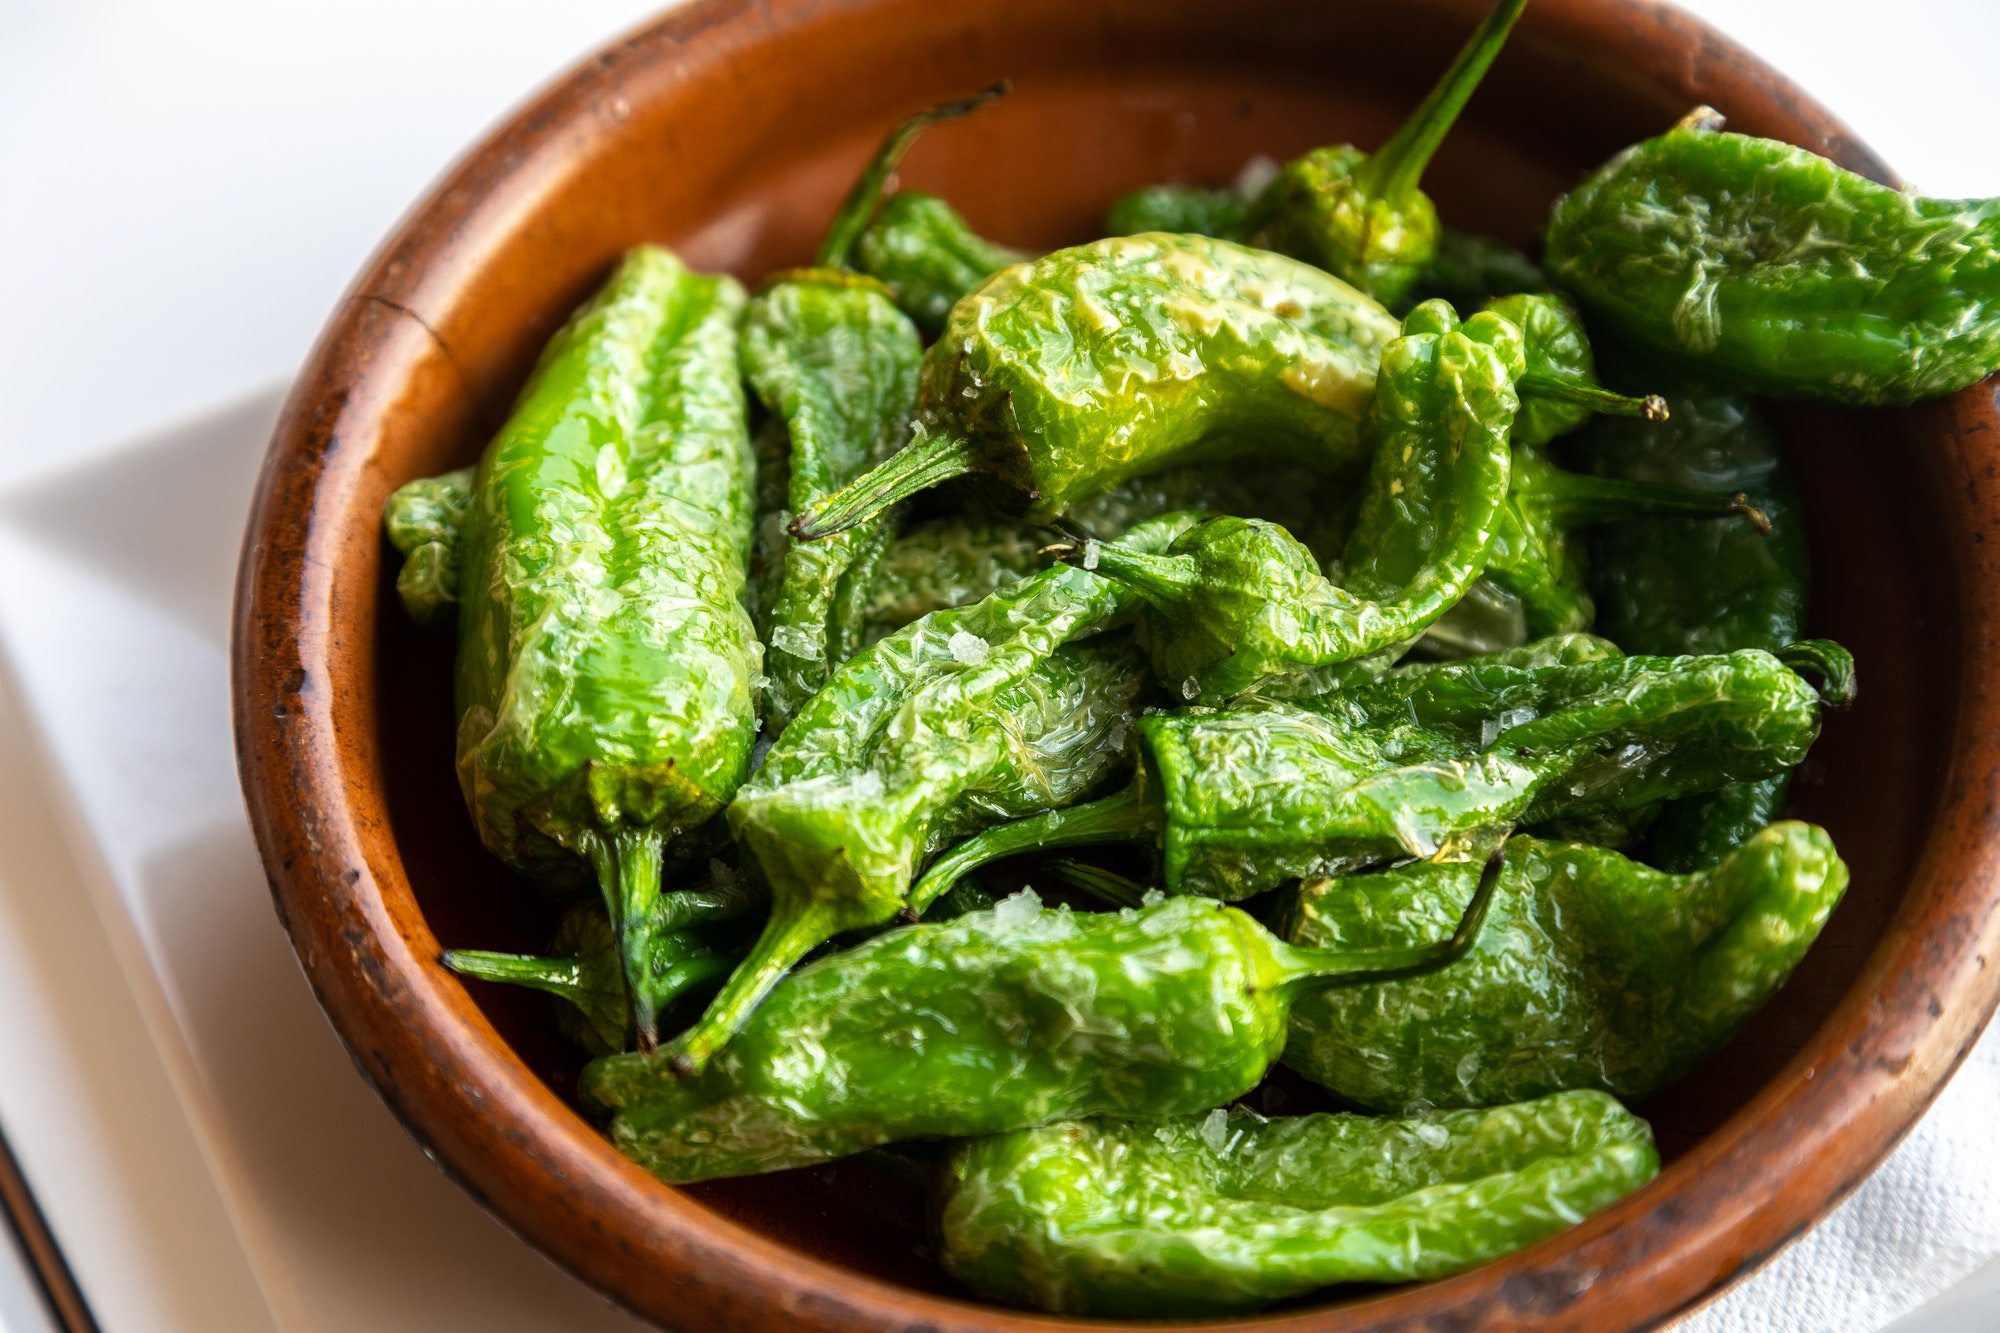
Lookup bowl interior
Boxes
[345,0,1957,1319]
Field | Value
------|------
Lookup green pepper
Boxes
[1568,387,1812,869]
[1544,108,2000,406]
[453,246,756,1048]
[853,189,1027,336]
[790,233,1402,539]
[1104,183,1252,240]
[382,465,474,624]
[853,516,1056,645]
[936,1090,1658,1316]
[915,645,1832,903]
[1238,0,1527,304]
[1398,227,1548,314]
[1058,300,1521,702]
[1279,822,1848,1110]
[581,871,1500,1182]
[667,518,1195,1073]
[443,863,762,1056]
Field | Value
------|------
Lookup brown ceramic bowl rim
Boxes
[233,1,2000,1329]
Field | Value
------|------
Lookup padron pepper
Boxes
[1279,822,1848,1110]
[739,94,1012,730]
[1398,226,1548,314]
[853,189,1027,336]
[1055,300,1522,702]
[453,246,756,1048]
[1545,107,2000,406]
[382,465,474,625]
[665,515,1195,1074]
[790,233,1402,539]
[581,872,1501,1181]
[915,643,1834,903]
[1236,0,1528,304]
[936,1091,1658,1317]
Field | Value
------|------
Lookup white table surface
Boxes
[2,3,1998,1331]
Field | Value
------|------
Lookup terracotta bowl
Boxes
[232,0,2000,1328]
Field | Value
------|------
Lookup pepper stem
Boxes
[1525,469,1771,532]
[1777,639,1858,709]
[1051,539,1202,614]
[590,830,666,1051]
[816,80,1010,269]
[790,433,981,541]
[1354,0,1530,202]
[907,777,1161,916]
[1041,857,1152,909]
[442,950,586,1005]
[663,902,842,1076]
[1274,842,1506,989]
[651,951,743,1015]
[1516,373,1669,423]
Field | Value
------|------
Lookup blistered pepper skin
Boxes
[792,234,1401,537]
[452,247,756,1044]
[1281,824,1848,1110]
[937,1091,1659,1317]
[852,190,1026,335]
[1545,121,2000,406]
[383,466,474,624]
[740,271,922,731]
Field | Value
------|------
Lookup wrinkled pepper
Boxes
[937,1090,1657,1317]
[581,874,1500,1181]
[666,517,1196,1073]
[1058,300,1521,701]
[791,233,1402,538]
[915,644,1833,903]
[853,189,1027,336]
[452,246,756,1048]
[383,465,474,624]
[1279,822,1848,1110]
[1398,227,1547,314]
[1545,108,2000,405]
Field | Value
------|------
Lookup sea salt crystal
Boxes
[1200,1108,1230,1154]
[948,629,991,665]
[990,888,1043,931]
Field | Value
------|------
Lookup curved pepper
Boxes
[1279,823,1848,1109]
[453,246,755,1048]
[914,644,1831,903]
[1238,0,1527,304]
[936,1090,1657,1317]
[382,466,473,624]
[581,872,1501,1181]
[666,517,1195,1073]
[790,233,1402,538]
[853,189,1028,336]
[1104,183,1253,240]
[1398,227,1547,314]
[1057,300,1522,701]
[1545,108,2000,406]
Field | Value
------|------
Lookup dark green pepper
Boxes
[791,233,1401,538]
[1104,183,1252,240]
[853,189,1027,336]
[382,465,474,624]
[1545,108,2000,406]
[937,1090,1658,1316]
[581,871,1499,1181]
[1238,0,1527,304]
[916,645,1831,903]
[1059,300,1521,701]
[668,518,1194,1073]
[854,516,1056,646]
[453,247,756,1048]
[1398,227,1548,314]
[1279,823,1848,1110]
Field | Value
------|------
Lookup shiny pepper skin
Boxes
[853,189,1026,335]
[1545,113,2000,406]
[383,465,473,625]
[452,246,756,1047]
[1279,824,1848,1110]
[936,1091,1658,1317]
[1066,300,1521,702]
[914,642,1832,904]
[790,233,1401,538]
[581,884,1495,1181]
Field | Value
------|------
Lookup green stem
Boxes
[1041,857,1152,909]
[651,951,742,1014]
[1525,471,1770,532]
[441,950,586,1004]
[816,81,1010,269]
[1354,0,1529,201]
[1055,539,1201,612]
[664,903,842,1076]
[790,433,981,540]
[907,778,1162,915]
[1777,639,1858,708]
[1274,842,1507,990]
[1516,373,1669,423]
[590,830,665,1051]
